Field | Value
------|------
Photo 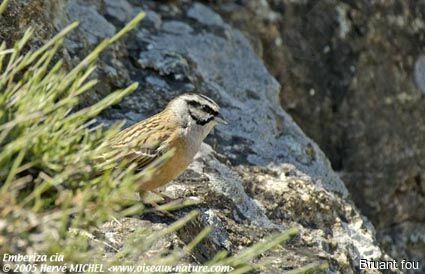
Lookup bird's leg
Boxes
[147,199,177,220]
[151,190,175,204]
[139,191,177,220]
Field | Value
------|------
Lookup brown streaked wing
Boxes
[108,110,178,170]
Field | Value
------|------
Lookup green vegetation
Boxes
[0,6,304,274]
[0,10,147,262]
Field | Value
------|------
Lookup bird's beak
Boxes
[215,114,228,125]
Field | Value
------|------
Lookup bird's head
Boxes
[167,93,227,138]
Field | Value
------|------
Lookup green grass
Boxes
[0,5,316,274]
[0,10,147,260]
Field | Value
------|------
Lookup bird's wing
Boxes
[106,113,177,171]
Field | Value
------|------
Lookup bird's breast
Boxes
[182,125,207,157]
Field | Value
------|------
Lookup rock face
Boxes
[207,0,425,271]
[2,0,402,272]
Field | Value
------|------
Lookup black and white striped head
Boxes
[167,93,226,130]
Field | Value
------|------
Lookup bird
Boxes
[107,93,226,193]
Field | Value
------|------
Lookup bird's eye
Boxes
[202,104,217,115]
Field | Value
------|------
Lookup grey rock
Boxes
[104,0,137,24]
[143,11,162,30]
[191,144,277,229]
[124,111,143,124]
[414,55,425,94]
[64,0,116,47]
[207,1,425,270]
[161,21,194,34]
[138,48,190,77]
[102,65,118,79]
[236,162,384,270]
[187,3,224,26]
[145,76,169,89]
[55,0,131,107]
[200,209,232,249]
